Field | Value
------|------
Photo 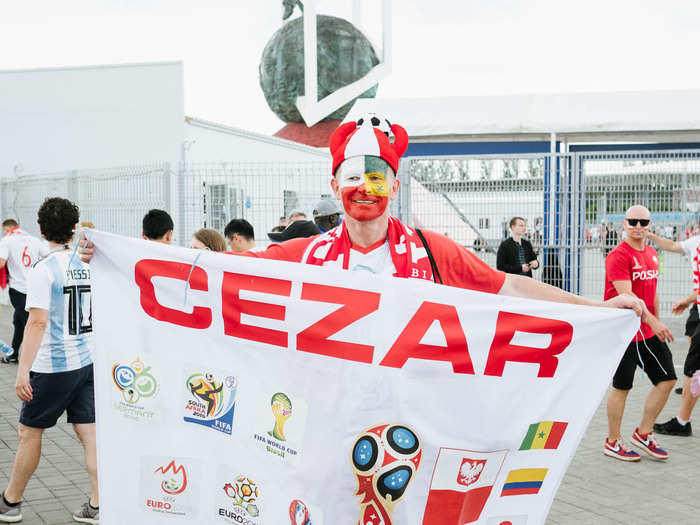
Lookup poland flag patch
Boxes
[422,448,507,524]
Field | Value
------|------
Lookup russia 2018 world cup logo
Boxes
[350,424,422,525]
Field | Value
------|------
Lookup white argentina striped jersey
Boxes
[25,249,93,373]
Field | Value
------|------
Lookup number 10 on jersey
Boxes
[63,285,92,335]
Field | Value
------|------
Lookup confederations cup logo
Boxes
[350,424,422,525]
[112,358,158,404]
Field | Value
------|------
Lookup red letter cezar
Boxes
[134,259,212,329]
[222,272,292,347]
[379,301,475,374]
[483,311,573,377]
[296,283,380,364]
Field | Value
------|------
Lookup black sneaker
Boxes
[675,387,683,395]
[0,357,17,364]
[654,417,692,437]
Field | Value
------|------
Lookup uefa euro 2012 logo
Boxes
[220,476,261,522]
[112,358,159,421]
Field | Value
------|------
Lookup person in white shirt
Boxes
[0,219,47,363]
[647,229,700,437]
[0,198,99,524]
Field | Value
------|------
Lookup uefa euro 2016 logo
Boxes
[112,358,158,404]
[289,499,312,525]
[351,424,422,525]
[268,392,292,441]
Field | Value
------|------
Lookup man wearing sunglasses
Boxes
[603,205,676,462]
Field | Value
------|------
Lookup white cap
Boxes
[313,198,342,218]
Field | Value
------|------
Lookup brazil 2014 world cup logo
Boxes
[112,358,158,405]
[268,392,292,441]
[351,424,422,525]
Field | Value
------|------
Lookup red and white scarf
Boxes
[301,217,435,281]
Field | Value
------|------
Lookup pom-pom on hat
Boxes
[329,114,409,175]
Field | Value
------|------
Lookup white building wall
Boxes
[183,117,329,163]
[0,61,184,177]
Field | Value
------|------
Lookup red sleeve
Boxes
[226,236,317,263]
[422,230,506,294]
[605,247,631,283]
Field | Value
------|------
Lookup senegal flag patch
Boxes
[519,421,567,450]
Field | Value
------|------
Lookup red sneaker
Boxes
[603,438,641,462]
[631,428,668,460]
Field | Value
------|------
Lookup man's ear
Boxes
[164,230,173,243]
[330,176,341,199]
[141,232,148,240]
[389,173,401,200]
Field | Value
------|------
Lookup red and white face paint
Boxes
[337,156,393,222]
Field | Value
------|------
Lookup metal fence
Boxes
[404,149,700,329]
[3,150,700,326]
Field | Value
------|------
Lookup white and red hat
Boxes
[329,115,409,175]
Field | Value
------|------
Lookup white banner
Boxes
[90,230,638,525]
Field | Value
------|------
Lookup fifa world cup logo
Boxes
[268,392,292,441]
[350,424,422,525]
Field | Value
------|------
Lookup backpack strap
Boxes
[415,229,443,285]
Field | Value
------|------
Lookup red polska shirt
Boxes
[604,241,659,341]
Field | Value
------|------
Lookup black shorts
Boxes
[19,364,95,428]
[684,323,700,377]
[612,336,677,390]
[685,304,699,337]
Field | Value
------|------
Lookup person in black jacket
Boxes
[497,217,539,277]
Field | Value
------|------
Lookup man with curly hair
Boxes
[0,198,99,524]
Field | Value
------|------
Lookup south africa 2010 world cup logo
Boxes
[351,424,422,525]
[183,366,237,435]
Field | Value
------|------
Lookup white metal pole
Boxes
[549,132,557,247]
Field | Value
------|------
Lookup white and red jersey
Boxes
[0,227,48,293]
[692,243,700,305]
[240,227,505,295]
[604,241,659,341]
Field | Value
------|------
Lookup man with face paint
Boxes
[79,115,661,326]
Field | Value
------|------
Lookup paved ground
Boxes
[0,307,698,524]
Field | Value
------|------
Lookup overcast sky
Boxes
[1,0,698,135]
